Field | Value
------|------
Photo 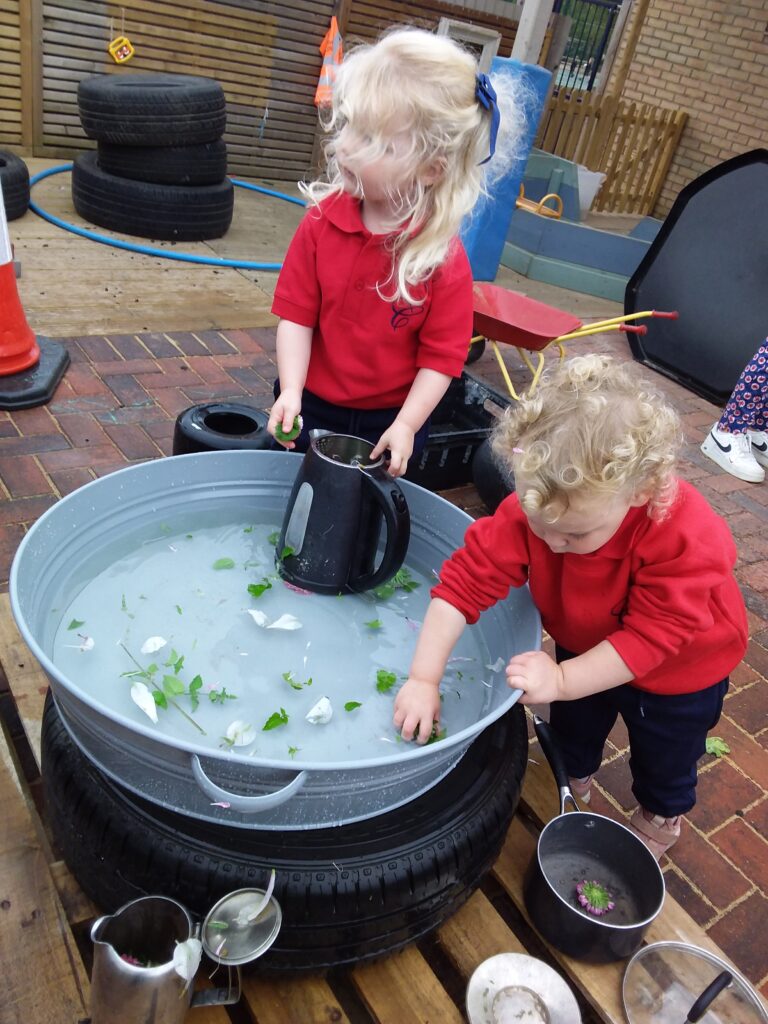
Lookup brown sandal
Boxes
[629,806,681,860]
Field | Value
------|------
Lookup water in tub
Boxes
[51,513,505,763]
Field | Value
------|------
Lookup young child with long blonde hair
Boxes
[267,26,526,475]
[394,355,748,857]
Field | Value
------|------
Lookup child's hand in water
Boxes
[393,677,441,743]
[371,421,415,478]
[506,650,566,705]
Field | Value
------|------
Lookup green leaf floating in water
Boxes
[344,701,362,712]
[263,707,289,731]
[364,619,383,631]
[426,725,447,745]
[705,736,730,757]
[371,567,421,600]
[188,675,203,712]
[67,618,85,630]
[213,557,235,570]
[248,579,273,599]
[376,670,397,693]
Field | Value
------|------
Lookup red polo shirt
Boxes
[271,193,473,408]
[432,480,747,695]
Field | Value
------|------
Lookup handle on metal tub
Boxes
[191,755,308,812]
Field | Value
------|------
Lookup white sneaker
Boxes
[750,430,768,469]
[701,425,765,483]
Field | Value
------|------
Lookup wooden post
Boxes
[511,0,556,65]
[18,0,40,152]
[606,0,652,99]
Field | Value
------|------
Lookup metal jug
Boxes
[277,433,410,594]
[89,889,281,1024]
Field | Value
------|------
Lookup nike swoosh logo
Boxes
[753,440,768,453]
[710,432,731,453]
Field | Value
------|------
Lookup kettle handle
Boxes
[350,467,410,592]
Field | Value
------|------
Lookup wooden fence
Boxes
[536,88,688,216]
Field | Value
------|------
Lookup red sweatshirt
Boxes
[271,193,472,409]
[433,480,747,695]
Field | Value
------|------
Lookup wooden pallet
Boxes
[0,592,757,1024]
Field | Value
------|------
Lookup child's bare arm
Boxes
[393,597,467,742]
[268,319,313,446]
[506,641,634,705]
[371,368,452,476]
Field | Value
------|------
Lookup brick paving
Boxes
[0,324,766,996]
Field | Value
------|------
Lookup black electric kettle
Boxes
[276,433,410,595]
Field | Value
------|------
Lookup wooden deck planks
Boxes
[352,944,464,1023]
[0,727,89,1024]
[13,158,304,338]
[242,974,352,1024]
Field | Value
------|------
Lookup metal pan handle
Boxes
[533,714,580,815]
[191,755,308,812]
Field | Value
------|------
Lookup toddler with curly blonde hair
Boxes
[395,355,747,858]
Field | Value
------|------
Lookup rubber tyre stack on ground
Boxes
[0,150,30,220]
[73,74,233,241]
[41,691,529,970]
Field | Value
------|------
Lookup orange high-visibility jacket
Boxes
[315,16,343,107]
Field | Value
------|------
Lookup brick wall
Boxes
[608,0,768,216]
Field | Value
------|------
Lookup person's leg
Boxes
[620,678,728,857]
[548,645,620,803]
[702,339,768,481]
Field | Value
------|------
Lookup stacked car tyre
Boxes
[0,150,30,220]
[73,74,233,241]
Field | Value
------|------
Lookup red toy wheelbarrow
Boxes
[470,283,678,401]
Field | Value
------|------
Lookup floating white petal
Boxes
[78,635,95,652]
[130,682,158,723]
[247,610,302,631]
[485,657,505,672]
[225,720,256,747]
[305,696,333,725]
[172,937,202,983]
[268,613,302,631]
[141,636,167,654]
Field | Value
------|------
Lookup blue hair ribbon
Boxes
[475,73,500,165]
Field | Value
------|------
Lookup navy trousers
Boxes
[549,645,729,817]
[273,381,430,457]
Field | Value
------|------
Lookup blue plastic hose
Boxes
[29,163,306,270]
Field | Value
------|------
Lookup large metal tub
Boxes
[10,451,539,829]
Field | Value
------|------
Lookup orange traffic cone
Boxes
[0,183,69,410]
[0,186,39,375]
[0,260,39,375]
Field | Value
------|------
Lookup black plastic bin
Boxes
[405,372,509,492]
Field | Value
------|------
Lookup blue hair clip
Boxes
[475,73,500,165]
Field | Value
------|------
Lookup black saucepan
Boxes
[524,715,665,963]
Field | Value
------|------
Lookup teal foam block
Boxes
[521,148,581,222]
[501,241,628,302]
[461,59,552,281]
[507,208,650,277]
[628,217,663,243]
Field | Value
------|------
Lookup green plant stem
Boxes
[169,698,207,735]
[120,642,206,735]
